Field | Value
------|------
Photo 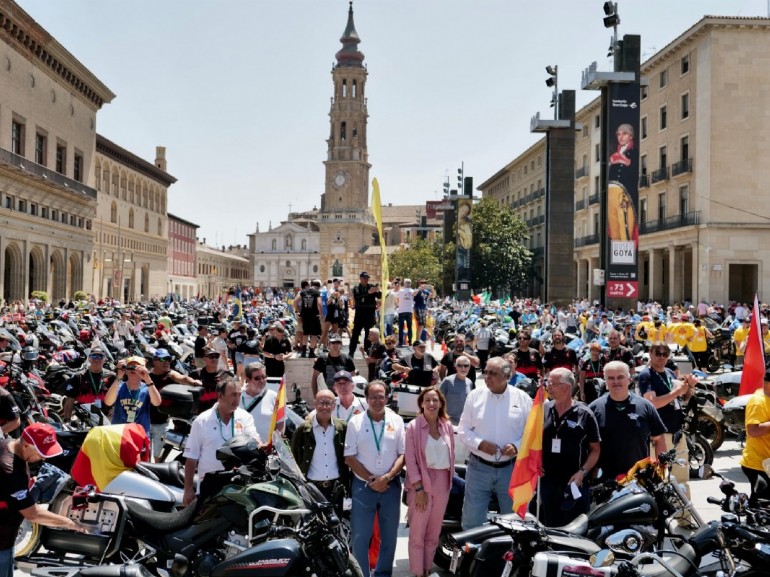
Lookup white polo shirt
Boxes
[334,396,368,423]
[395,288,414,314]
[344,408,405,479]
[241,389,284,444]
[183,405,259,488]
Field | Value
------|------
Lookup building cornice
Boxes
[0,0,115,110]
[167,213,200,229]
[478,136,546,190]
[96,134,177,187]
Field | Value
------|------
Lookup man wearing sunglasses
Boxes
[191,346,235,411]
[62,346,116,422]
[241,362,284,443]
[514,330,543,380]
[148,348,203,460]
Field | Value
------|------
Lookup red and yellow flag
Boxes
[265,378,286,448]
[509,385,545,519]
[739,294,765,396]
[71,424,150,490]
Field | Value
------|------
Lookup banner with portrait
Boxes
[605,81,640,299]
[456,197,472,292]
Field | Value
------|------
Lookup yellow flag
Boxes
[371,178,389,336]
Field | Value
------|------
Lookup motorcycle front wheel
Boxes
[697,413,726,451]
[688,433,714,478]
[14,518,41,559]
[433,529,454,570]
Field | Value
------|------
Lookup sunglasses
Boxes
[126,366,138,372]
[518,337,530,341]
[205,354,220,359]
[652,351,670,357]
[456,364,471,368]
[89,354,105,360]
[155,357,171,362]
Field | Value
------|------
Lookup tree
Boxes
[470,198,530,295]
[388,238,444,290]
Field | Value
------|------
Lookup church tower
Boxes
[318,2,379,282]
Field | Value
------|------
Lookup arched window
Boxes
[144,214,149,233]
[352,80,357,98]
[285,235,293,249]
[342,79,347,97]
[271,239,277,250]
[301,239,307,250]
[110,202,117,223]
[157,218,162,236]
[128,208,134,228]
[340,121,346,141]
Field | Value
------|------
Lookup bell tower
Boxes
[318,2,379,282]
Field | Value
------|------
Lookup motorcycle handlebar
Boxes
[706,496,723,505]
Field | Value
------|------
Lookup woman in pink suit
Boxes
[405,386,455,577]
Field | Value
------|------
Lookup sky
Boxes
[17,0,770,248]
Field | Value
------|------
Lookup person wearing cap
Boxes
[148,349,203,460]
[0,387,21,439]
[360,327,386,382]
[733,316,752,365]
[290,388,350,516]
[191,346,235,411]
[332,370,368,422]
[242,362,284,442]
[739,369,770,506]
[263,323,292,378]
[392,339,439,388]
[311,334,356,397]
[62,346,117,422]
[349,272,381,359]
[0,335,10,354]
[298,280,323,358]
[183,377,260,506]
[0,423,88,573]
[104,356,162,437]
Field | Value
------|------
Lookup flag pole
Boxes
[535,475,541,521]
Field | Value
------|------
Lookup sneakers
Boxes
[308,351,317,359]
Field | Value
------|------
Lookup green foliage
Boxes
[73,291,89,301]
[31,291,49,303]
[388,239,444,290]
[470,198,531,295]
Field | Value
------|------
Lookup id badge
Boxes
[673,398,681,410]
[375,455,384,470]
[551,438,562,453]
[343,497,352,511]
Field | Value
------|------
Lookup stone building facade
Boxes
[248,221,320,289]
[481,16,770,305]
[92,136,175,302]
[168,212,198,300]
[196,243,250,300]
[0,0,114,303]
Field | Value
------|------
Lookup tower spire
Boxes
[335,1,364,68]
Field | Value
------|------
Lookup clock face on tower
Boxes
[333,172,348,188]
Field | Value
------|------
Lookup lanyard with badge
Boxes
[368,413,386,469]
[656,370,680,409]
[337,399,360,423]
[216,409,235,443]
[549,404,575,454]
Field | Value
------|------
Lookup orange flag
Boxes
[509,385,545,519]
[739,294,765,396]
[265,377,286,448]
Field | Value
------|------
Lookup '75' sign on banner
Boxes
[607,281,638,298]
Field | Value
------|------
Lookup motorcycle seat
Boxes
[553,513,589,536]
[137,460,185,488]
[636,543,697,577]
[126,498,197,532]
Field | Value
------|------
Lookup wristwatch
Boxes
[580,467,590,475]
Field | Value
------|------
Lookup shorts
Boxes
[150,422,168,458]
[302,316,322,337]
[415,308,428,326]
[235,352,245,366]
[243,355,261,368]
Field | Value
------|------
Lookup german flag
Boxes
[71,424,150,490]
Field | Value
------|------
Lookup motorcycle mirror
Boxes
[672,430,684,445]
[589,550,615,568]
[698,464,714,480]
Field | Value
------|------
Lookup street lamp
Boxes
[603,2,620,56]
[545,65,558,118]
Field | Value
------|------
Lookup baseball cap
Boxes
[153,348,172,360]
[329,334,343,343]
[89,346,106,356]
[203,346,219,356]
[333,370,353,382]
[125,356,146,367]
[412,339,426,348]
[22,423,63,458]
[360,271,370,278]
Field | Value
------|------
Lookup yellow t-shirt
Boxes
[733,326,750,356]
[689,326,708,353]
[647,324,667,345]
[670,322,695,348]
[740,389,770,471]
[635,321,653,342]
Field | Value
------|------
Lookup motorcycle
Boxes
[447,446,701,577]
[722,393,751,439]
[680,393,714,477]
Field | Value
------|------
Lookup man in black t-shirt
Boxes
[392,339,439,387]
[515,330,543,380]
[605,330,636,375]
[348,272,381,358]
[263,324,293,378]
[542,329,578,377]
[361,328,387,381]
[62,346,116,422]
[0,387,20,438]
[300,280,323,358]
[190,346,234,410]
[311,334,356,396]
[194,325,209,368]
[439,334,480,384]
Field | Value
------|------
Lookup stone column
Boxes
[576,259,585,299]
[22,240,29,304]
[691,243,700,304]
[668,246,678,304]
[648,249,657,303]
[0,236,5,303]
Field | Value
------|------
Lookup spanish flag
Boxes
[509,385,544,519]
[371,178,389,336]
[739,293,765,396]
[265,378,286,448]
[71,424,150,490]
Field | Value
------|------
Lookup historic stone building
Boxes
[0,0,114,303]
[196,243,250,300]
[92,136,175,302]
[481,16,770,305]
[317,5,380,282]
[168,212,199,300]
[248,220,320,289]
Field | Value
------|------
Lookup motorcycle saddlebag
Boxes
[211,538,302,577]
[159,384,201,417]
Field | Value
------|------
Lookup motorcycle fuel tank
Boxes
[589,491,658,527]
[211,538,302,577]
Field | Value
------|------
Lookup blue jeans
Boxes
[0,547,13,577]
[461,456,514,530]
[384,314,395,336]
[397,312,413,346]
[350,476,402,577]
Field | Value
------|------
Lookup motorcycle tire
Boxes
[697,413,726,452]
[14,518,41,559]
[706,356,721,373]
[688,433,714,479]
[433,529,454,570]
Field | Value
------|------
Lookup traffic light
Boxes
[463,176,473,196]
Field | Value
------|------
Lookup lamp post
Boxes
[545,65,558,119]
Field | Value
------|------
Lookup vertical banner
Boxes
[371,178,389,335]
[456,197,472,296]
[605,82,640,299]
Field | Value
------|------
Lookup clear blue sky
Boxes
[18,0,768,247]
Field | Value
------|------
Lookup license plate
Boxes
[449,549,461,574]
[500,560,513,577]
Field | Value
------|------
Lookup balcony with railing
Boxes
[588,193,599,206]
[671,158,693,177]
[534,187,545,199]
[0,147,97,199]
[575,198,586,211]
[575,166,589,180]
[639,211,700,234]
[639,174,649,188]
[531,246,544,257]
[574,233,599,247]
[650,166,669,184]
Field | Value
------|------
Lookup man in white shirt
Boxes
[241,362,284,443]
[395,279,415,347]
[344,380,405,577]
[182,378,259,506]
[383,281,398,337]
[458,356,532,529]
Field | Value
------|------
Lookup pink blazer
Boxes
[405,414,455,494]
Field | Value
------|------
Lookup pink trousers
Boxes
[406,468,452,576]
